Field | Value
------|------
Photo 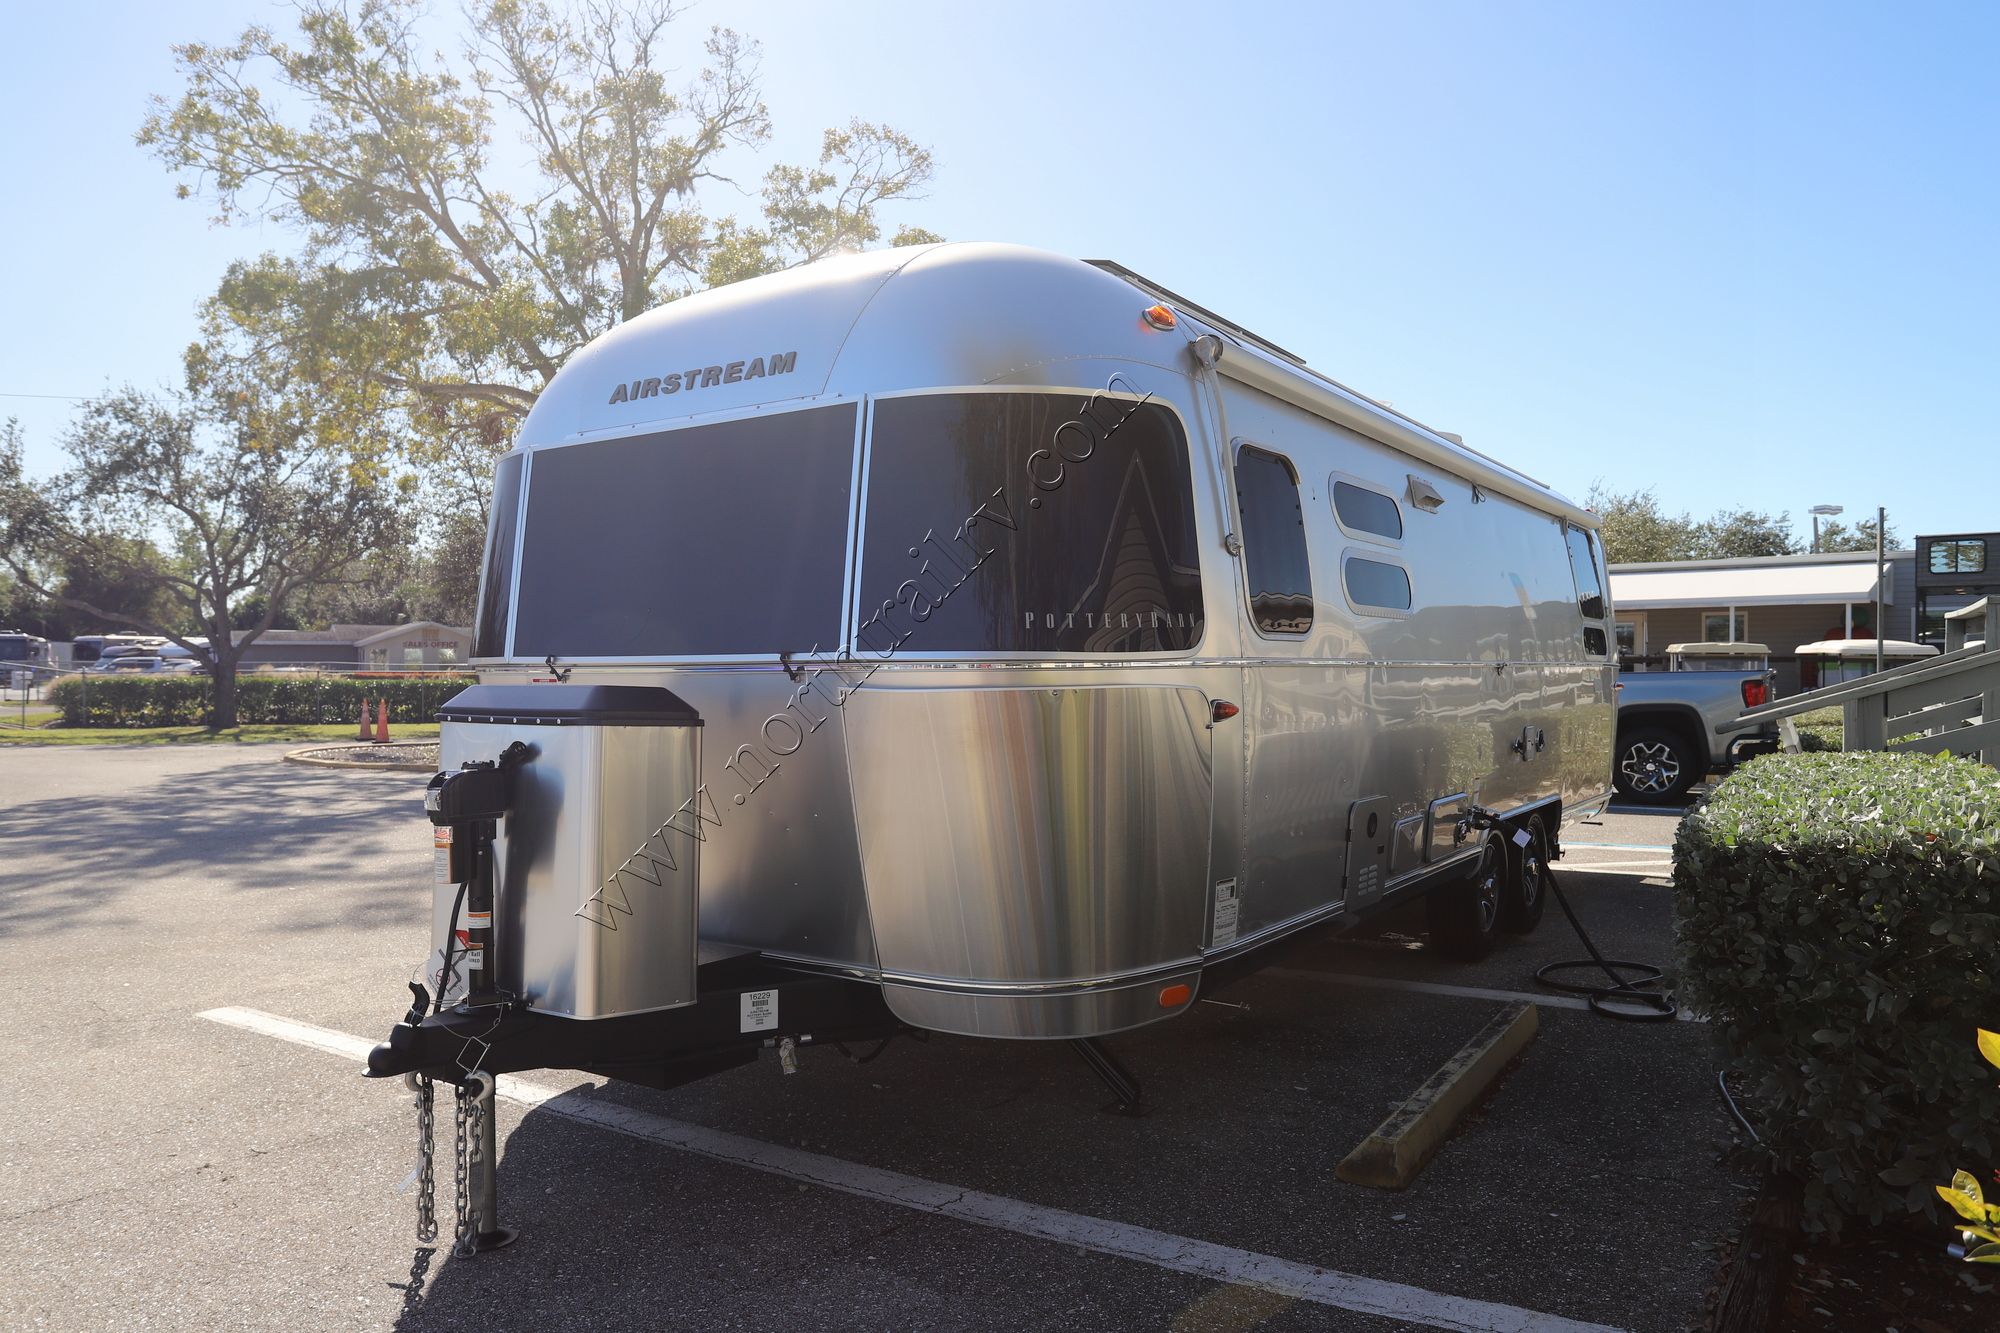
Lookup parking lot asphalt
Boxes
[0,748,1751,1333]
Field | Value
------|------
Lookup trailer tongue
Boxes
[362,684,904,1255]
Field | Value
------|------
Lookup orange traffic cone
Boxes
[357,698,372,741]
[375,698,392,743]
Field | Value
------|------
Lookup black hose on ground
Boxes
[1533,858,1678,1021]
[1464,805,1678,1022]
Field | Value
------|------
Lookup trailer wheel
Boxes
[1500,815,1549,934]
[1425,831,1505,962]
[1614,725,1699,803]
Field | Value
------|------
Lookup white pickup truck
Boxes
[1614,642,1781,802]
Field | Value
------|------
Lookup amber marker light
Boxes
[1141,302,1177,330]
[1158,983,1193,1008]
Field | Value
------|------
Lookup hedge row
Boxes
[48,673,476,728]
[1675,750,2000,1234]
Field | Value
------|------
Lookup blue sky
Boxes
[3,1,1995,544]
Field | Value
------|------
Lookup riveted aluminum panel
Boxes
[842,684,1213,1038]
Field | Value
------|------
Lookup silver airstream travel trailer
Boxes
[369,244,1616,1163]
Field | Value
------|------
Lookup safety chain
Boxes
[411,1075,438,1245]
[453,1079,485,1257]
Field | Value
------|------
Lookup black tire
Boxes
[1614,725,1700,803]
[1500,815,1550,934]
[1425,831,1505,962]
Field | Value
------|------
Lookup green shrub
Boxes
[1793,705,1844,753]
[1675,751,2000,1233]
[49,673,475,728]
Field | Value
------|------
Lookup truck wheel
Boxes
[1426,831,1505,962]
[1614,726,1698,803]
[1500,815,1549,934]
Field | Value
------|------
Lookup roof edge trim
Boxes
[1210,342,1596,530]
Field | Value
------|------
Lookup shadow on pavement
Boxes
[0,760,422,938]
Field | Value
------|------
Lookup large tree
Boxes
[141,0,939,447]
[1692,508,1802,560]
[1586,484,1700,565]
[0,392,406,728]
[1816,516,1896,553]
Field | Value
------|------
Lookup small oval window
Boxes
[1333,480,1403,541]
[1345,556,1412,612]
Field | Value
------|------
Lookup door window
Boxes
[1235,446,1314,636]
[1564,526,1609,656]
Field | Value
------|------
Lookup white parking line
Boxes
[1560,842,1675,853]
[1555,859,1675,874]
[1266,969,1705,1024]
[197,1006,1627,1333]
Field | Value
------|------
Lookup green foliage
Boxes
[0,389,408,728]
[142,0,937,442]
[50,673,473,728]
[1584,484,1845,564]
[1793,706,1844,753]
[1674,751,2000,1234]
[1817,517,1896,554]
[1587,484,1699,564]
[1939,1034,2000,1263]
[1691,507,1803,560]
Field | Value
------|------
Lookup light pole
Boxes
[1810,503,1843,554]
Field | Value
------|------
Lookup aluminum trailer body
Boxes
[393,243,1616,1074]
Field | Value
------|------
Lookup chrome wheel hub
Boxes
[1620,741,1681,795]
[1475,849,1502,931]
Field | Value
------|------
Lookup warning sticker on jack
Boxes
[463,911,491,932]
[433,827,453,884]
[1212,879,1239,947]
[740,989,778,1033]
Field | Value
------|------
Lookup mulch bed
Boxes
[1704,1173,1996,1332]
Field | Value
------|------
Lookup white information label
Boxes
[1513,828,1533,848]
[462,910,491,931]
[1211,879,1239,947]
[433,827,453,884]
[739,989,778,1033]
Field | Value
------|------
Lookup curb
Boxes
[282,743,438,773]
[1336,1000,1540,1190]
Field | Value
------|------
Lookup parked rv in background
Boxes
[370,242,1620,1102]
[71,633,165,665]
[0,631,55,673]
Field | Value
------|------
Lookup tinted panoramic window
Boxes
[512,405,856,657]
[1565,526,1606,622]
[1930,539,1987,575]
[1333,480,1403,541]
[1343,556,1411,611]
[857,392,1203,653]
[473,452,524,658]
[1236,447,1313,635]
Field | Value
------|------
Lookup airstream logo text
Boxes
[577,373,1152,930]
[606,351,798,405]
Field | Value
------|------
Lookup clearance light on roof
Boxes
[1141,303,1177,330]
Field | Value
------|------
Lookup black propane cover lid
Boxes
[435,684,701,727]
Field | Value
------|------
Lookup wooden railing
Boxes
[1722,600,2000,766]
